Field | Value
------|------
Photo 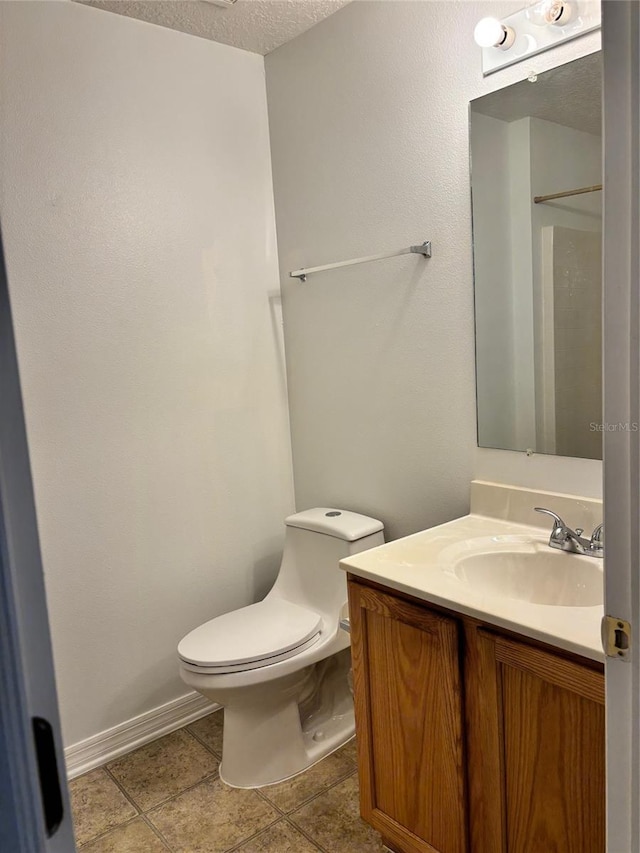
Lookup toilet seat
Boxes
[177,599,323,674]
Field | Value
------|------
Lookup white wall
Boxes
[265,0,602,541]
[551,226,602,459]
[470,112,517,449]
[530,118,602,456]
[0,2,295,747]
[508,118,537,449]
[474,115,538,451]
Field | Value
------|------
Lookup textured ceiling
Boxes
[472,52,602,137]
[75,0,352,54]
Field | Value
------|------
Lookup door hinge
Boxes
[601,615,631,660]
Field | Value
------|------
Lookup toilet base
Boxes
[219,707,355,789]
[189,649,355,789]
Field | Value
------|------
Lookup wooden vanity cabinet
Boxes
[348,580,468,853]
[347,577,605,853]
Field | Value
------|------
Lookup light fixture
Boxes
[473,17,516,50]
[474,0,600,76]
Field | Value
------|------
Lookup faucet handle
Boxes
[534,507,566,530]
[534,507,573,545]
[590,523,604,549]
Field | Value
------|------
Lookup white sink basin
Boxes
[443,536,603,607]
[341,505,605,660]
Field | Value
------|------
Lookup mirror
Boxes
[470,53,602,460]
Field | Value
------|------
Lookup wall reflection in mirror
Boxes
[470,53,602,461]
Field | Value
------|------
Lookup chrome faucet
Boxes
[534,508,604,558]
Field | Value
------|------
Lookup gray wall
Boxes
[1,1,294,748]
[266,1,602,539]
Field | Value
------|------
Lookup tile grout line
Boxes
[181,723,225,765]
[77,814,140,850]
[253,785,287,816]
[238,766,360,853]
[102,765,144,815]
[185,722,223,761]
[283,815,329,853]
[77,812,174,853]
[221,815,290,853]
[285,770,368,853]
[139,813,176,852]
[141,768,220,815]
[221,817,282,853]
[74,767,142,848]
[210,768,346,851]
[278,766,360,818]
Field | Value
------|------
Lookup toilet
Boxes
[177,508,384,788]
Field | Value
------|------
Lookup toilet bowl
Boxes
[177,508,384,788]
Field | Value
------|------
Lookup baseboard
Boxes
[64,691,219,780]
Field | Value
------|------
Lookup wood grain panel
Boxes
[462,623,507,853]
[348,579,467,853]
[474,629,605,853]
[501,663,605,852]
[348,580,377,827]
[493,635,605,705]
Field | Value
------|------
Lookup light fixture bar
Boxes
[477,0,601,76]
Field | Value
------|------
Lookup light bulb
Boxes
[474,17,504,46]
[545,1,573,24]
[525,1,551,27]
[474,17,516,50]
[526,0,573,26]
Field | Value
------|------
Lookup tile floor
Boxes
[70,710,387,852]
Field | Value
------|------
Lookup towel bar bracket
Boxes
[410,241,432,258]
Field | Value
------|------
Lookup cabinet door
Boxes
[468,629,605,853]
[348,579,468,853]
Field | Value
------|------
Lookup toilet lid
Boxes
[177,599,323,668]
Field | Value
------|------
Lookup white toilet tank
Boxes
[269,508,384,617]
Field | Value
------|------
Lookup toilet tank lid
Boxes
[285,508,384,541]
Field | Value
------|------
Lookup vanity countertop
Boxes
[341,510,604,663]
